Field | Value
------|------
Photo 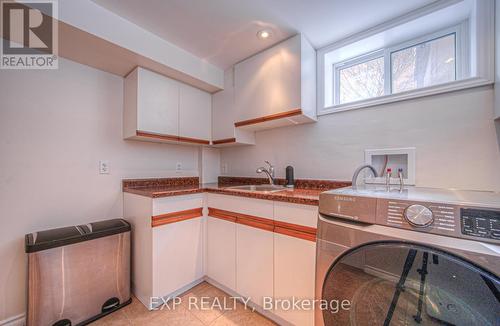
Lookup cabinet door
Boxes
[236,224,273,307]
[137,68,179,136]
[234,35,301,122]
[274,233,316,325]
[207,217,236,291]
[212,69,236,141]
[152,217,204,298]
[179,83,211,141]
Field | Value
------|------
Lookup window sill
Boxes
[317,77,493,116]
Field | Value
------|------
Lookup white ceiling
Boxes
[91,0,437,69]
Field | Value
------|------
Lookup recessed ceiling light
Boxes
[445,57,455,64]
[257,30,272,40]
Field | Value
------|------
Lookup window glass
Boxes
[391,34,456,93]
[338,56,384,104]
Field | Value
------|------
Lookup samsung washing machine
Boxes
[315,185,500,326]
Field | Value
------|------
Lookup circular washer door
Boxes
[321,242,500,326]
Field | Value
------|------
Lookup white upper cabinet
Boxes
[212,69,236,141]
[233,34,317,131]
[124,67,211,145]
[179,83,212,142]
[137,69,179,136]
[212,68,255,146]
[124,67,179,138]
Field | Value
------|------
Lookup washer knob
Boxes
[404,204,434,227]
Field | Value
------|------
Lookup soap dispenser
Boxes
[285,166,295,188]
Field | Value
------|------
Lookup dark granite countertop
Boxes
[123,177,351,206]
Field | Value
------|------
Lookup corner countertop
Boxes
[123,177,351,206]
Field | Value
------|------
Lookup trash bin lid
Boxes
[25,218,131,253]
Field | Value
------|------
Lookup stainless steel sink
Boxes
[227,184,285,193]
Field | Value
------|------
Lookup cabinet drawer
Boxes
[207,193,273,219]
[274,202,318,228]
[152,194,203,216]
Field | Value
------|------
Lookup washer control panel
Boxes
[404,204,434,227]
[461,208,500,240]
[379,200,457,234]
[320,186,500,244]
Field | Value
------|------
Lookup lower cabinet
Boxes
[152,217,204,299]
[207,216,236,291]
[274,233,316,326]
[206,194,317,325]
[125,191,317,324]
[236,223,274,307]
[124,192,205,309]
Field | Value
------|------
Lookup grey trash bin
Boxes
[25,219,132,326]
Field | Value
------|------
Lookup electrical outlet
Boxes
[176,162,182,173]
[221,163,228,174]
[99,160,110,174]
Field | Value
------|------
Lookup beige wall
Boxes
[220,86,500,192]
[0,59,199,321]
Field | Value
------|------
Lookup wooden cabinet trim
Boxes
[207,207,316,241]
[274,226,316,242]
[136,130,210,145]
[151,207,203,227]
[237,215,275,232]
[178,135,210,145]
[208,207,274,232]
[137,130,178,142]
[273,220,316,235]
[212,138,236,145]
[234,109,302,128]
[208,207,237,223]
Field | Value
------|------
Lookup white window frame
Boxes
[333,50,385,105]
[388,24,469,93]
[317,0,495,116]
[332,23,468,108]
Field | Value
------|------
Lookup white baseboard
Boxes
[135,277,206,310]
[0,314,25,326]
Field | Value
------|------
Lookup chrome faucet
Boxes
[352,164,379,189]
[256,161,275,185]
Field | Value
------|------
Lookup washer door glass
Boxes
[322,242,500,326]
